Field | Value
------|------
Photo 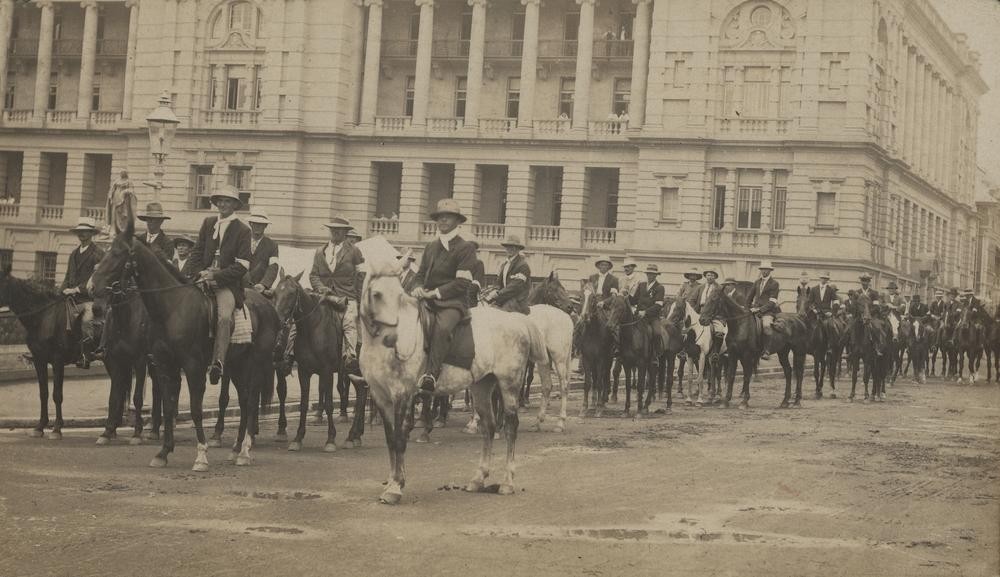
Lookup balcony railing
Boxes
[420,221,437,238]
[97,38,128,57]
[528,224,560,243]
[733,231,760,249]
[589,119,628,136]
[46,110,75,124]
[90,110,120,126]
[471,222,505,242]
[593,40,634,59]
[39,205,64,221]
[427,117,463,132]
[4,109,33,123]
[484,40,523,59]
[54,39,82,56]
[0,202,19,219]
[82,206,105,222]
[432,40,470,59]
[538,40,577,59]
[533,118,571,134]
[202,109,260,126]
[381,40,418,58]
[376,116,411,132]
[368,217,399,237]
[582,227,617,246]
[479,118,516,134]
[11,38,38,56]
[717,117,792,136]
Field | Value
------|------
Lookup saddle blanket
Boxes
[232,305,253,344]
[445,318,475,370]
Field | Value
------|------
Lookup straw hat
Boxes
[346,228,362,241]
[137,202,171,221]
[247,211,272,225]
[819,271,831,280]
[323,216,352,229]
[594,255,613,267]
[758,260,774,270]
[623,257,638,268]
[500,234,525,250]
[428,198,467,223]
[644,264,660,275]
[703,267,719,277]
[69,217,100,234]
[172,234,195,247]
[210,184,242,206]
[859,272,873,281]
[683,267,703,280]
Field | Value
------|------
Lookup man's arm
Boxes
[493,261,529,304]
[59,251,76,291]
[259,240,279,289]
[187,219,211,274]
[309,248,328,292]
[432,243,475,301]
[213,224,251,287]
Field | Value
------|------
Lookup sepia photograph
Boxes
[0,0,998,575]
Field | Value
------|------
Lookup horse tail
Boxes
[259,361,275,416]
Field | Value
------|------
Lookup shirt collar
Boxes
[79,243,92,254]
[438,228,459,249]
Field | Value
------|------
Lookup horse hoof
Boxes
[463,425,478,435]
[352,439,363,449]
[323,442,338,453]
[28,429,44,438]
[792,401,802,408]
[464,481,485,493]
[235,455,252,467]
[415,433,430,444]
[379,490,402,505]
[192,462,209,473]
[738,402,749,410]
[287,441,302,452]
[829,393,837,399]
[48,431,62,441]
[207,438,222,449]
[129,436,143,446]
[498,484,515,496]
[778,402,789,409]
[149,457,168,468]
[814,393,823,400]
[433,419,446,429]
[273,432,288,443]
[720,402,729,409]
[96,435,111,446]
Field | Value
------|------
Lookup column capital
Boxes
[415,0,434,8]
[125,0,141,8]
[35,0,54,10]
[80,0,98,9]
[520,0,541,6]
[467,0,488,7]
[575,0,595,5]
[631,0,651,5]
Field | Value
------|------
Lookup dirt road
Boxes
[1,374,997,577]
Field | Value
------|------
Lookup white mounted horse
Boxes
[357,258,549,505]
[683,302,713,406]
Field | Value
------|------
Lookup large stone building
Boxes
[0,0,990,304]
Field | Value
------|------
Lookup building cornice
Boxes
[902,0,988,95]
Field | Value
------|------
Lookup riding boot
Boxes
[713,334,725,356]
[76,337,93,369]
[759,330,771,360]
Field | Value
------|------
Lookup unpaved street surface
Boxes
[1,374,997,577]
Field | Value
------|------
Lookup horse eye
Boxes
[372,291,382,300]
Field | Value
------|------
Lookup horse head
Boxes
[89,228,135,298]
[272,272,305,325]
[529,270,573,313]
[579,281,596,323]
[360,257,407,332]
[602,293,632,327]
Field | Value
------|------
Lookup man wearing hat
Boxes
[907,294,929,340]
[796,271,812,301]
[722,276,738,298]
[245,211,280,293]
[668,267,703,327]
[807,272,837,317]
[309,216,364,371]
[137,202,174,260]
[412,199,478,393]
[187,184,253,384]
[635,264,667,349]
[172,234,198,280]
[485,235,531,314]
[749,261,781,358]
[620,257,641,303]
[857,273,880,303]
[588,256,620,302]
[397,250,419,294]
[62,218,106,367]
[693,267,727,352]
[928,289,947,320]
[346,229,362,243]
[883,281,904,341]
[959,288,986,324]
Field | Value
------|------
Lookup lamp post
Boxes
[144,90,179,202]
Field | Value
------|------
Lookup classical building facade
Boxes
[0,0,989,303]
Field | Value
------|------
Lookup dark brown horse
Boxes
[604,294,654,416]
[907,316,932,384]
[986,315,999,382]
[812,312,847,399]
[90,226,277,470]
[272,274,367,451]
[0,266,78,439]
[954,305,985,383]
[697,289,760,409]
[576,282,615,417]
[845,293,891,402]
[769,309,812,408]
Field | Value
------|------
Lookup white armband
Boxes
[511,273,527,282]
[654,301,664,306]
[456,270,473,281]
[769,297,778,304]
[236,258,250,269]
[268,256,280,266]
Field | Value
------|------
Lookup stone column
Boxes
[358,0,383,126]
[504,163,531,241]
[516,0,540,129]
[452,161,480,222]
[560,165,586,247]
[399,160,428,240]
[76,0,99,120]
[571,0,595,130]
[920,64,931,177]
[411,0,435,126]
[0,0,14,110]
[32,0,55,119]
[627,0,651,128]
[913,59,924,175]
[463,0,487,127]
[121,0,139,119]
[350,0,365,125]
[18,151,41,223]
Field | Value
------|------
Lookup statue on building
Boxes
[106,169,137,236]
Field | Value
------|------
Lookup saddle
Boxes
[198,283,254,345]
[417,300,475,370]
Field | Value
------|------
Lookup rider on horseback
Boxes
[884,281,903,341]
[245,211,279,294]
[171,234,197,280]
[620,257,641,303]
[693,267,726,354]
[929,289,947,320]
[188,185,252,384]
[907,294,929,339]
[749,261,780,360]
[807,272,837,317]
[308,217,364,372]
[668,267,702,327]
[61,218,105,369]
[136,202,175,260]
[484,235,531,314]
[635,264,666,350]
[414,199,478,393]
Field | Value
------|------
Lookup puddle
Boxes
[154,519,321,540]
[247,526,305,535]
[228,490,322,501]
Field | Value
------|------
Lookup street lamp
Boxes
[144,90,179,202]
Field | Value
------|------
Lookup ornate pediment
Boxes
[720,1,799,51]
[210,31,261,52]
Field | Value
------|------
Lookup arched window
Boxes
[202,1,267,128]
[210,1,263,41]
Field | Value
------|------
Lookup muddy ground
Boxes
[1,373,997,577]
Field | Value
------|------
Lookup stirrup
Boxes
[209,361,224,385]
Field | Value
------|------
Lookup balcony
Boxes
[427,117,463,133]
[589,119,628,137]
[368,217,400,238]
[38,205,64,221]
[375,116,411,132]
[90,110,120,127]
[592,40,633,60]
[0,202,19,219]
[201,109,260,127]
[382,40,418,59]
[45,110,75,124]
[432,40,470,60]
[10,38,38,57]
[532,118,571,135]
[3,110,33,125]
[538,40,577,59]
[528,224,561,244]
[701,229,785,255]
[97,38,127,57]
[82,206,105,222]
[717,117,793,137]
[484,40,523,60]
[53,39,82,57]
[479,117,516,135]
[582,227,617,247]
[420,220,437,239]
[471,222,505,242]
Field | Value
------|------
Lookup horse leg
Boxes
[664,356,674,411]
[849,354,859,401]
[99,361,126,444]
[186,363,209,472]
[48,363,65,440]
[210,376,230,447]
[521,361,534,408]
[467,379,497,493]
[415,394,433,444]
[130,360,147,444]
[622,363,632,417]
[346,379,367,448]
[722,355,736,408]
[635,363,647,417]
[828,349,839,399]
[579,359,591,417]
[378,398,409,505]
[321,373,338,452]
[738,355,752,409]
[146,366,162,441]
[228,370,248,464]
[337,370,350,423]
[274,372,288,442]
[150,361,179,468]
[289,369,310,452]
[793,350,805,407]
[611,358,621,404]
[778,350,792,408]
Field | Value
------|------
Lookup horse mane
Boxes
[133,239,191,285]
[1,274,61,305]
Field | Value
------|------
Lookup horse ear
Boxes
[293,271,304,283]
[549,270,558,281]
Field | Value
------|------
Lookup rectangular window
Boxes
[563,13,579,56]
[409,12,420,56]
[35,252,57,287]
[816,192,836,227]
[47,73,57,111]
[736,187,762,229]
[511,11,525,56]
[404,76,415,116]
[828,60,845,89]
[506,77,520,119]
[460,10,472,56]
[91,72,101,111]
[191,165,214,210]
[617,13,634,41]
[230,2,253,32]
[559,77,574,118]
[4,75,14,109]
[613,78,631,116]
[773,187,787,231]
[0,249,12,272]
[660,187,679,221]
[226,77,241,110]
[455,76,467,118]
[673,60,688,88]
[229,166,253,210]
[743,67,770,117]
[712,184,726,230]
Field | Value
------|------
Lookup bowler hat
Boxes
[172,234,195,247]
[429,199,467,223]
[859,272,873,281]
[137,202,171,221]
[886,281,898,290]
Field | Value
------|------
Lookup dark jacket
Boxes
[468,258,485,308]
[587,273,620,300]
[692,282,724,315]
[138,230,174,261]
[749,276,780,314]
[188,215,252,306]
[908,302,929,318]
[884,292,905,312]
[808,283,838,314]
[60,244,105,298]
[928,298,948,317]
[856,286,881,304]
[246,235,279,289]
[415,234,477,314]
[309,241,364,300]
[172,256,198,281]
[494,254,531,314]
[635,280,665,318]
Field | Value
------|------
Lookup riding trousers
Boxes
[80,301,97,342]
[887,313,899,339]
[213,287,236,366]
[427,307,462,380]
[341,299,358,358]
